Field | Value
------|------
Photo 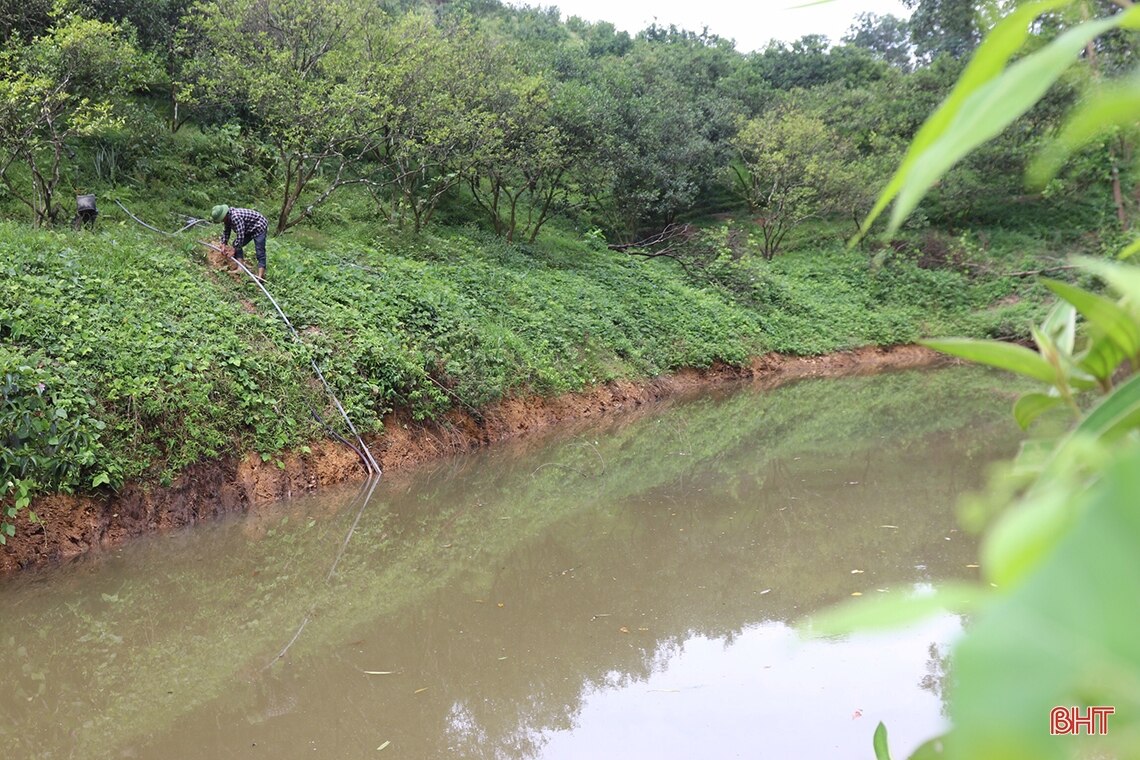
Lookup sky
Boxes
[503,0,913,52]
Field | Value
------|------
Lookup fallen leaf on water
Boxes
[879,525,898,529]
[497,656,508,661]
[376,741,391,751]
[362,671,394,676]
[414,688,428,694]
[619,627,630,634]
[966,564,980,568]
[759,589,771,595]
[850,570,864,574]
[497,602,505,608]
[851,592,863,597]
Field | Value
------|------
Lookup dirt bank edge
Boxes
[1,345,950,573]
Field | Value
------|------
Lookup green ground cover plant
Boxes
[0,207,1039,528]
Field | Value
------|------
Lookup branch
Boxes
[606,223,693,251]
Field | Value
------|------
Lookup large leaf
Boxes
[945,444,1140,759]
[920,338,1057,385]
[1077,256,1140,314]
[1066,371,1140,443]
[1042,278,1140,357]
[805,582,985,635]
[888,10,1140,233]
[1012,392,1066,430]
[1078,330,1128,383]
[982,486,1074,588]
[856,0,1072,240]
[1029,76,1140,186]
[1040,300,1076,356]
[874,722,892,760]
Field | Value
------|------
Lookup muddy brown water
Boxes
[0,366,1034,759]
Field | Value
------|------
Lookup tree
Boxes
[0,0,53,43]
[181,0,380,233]
[590,30,741,239]
[78,0,195,130]
[0,14,151,226]
[465,69,576,243]
[731,107,859,258]
[565,17,633,59]
[843,12,913,70]
[902,0,980,61]
[354,14,499,233]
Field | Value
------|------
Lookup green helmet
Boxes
[210,204,229,223]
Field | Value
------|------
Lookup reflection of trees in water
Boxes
[2,367,1025,758]
[440,634,692,759]
[919,641,952,717]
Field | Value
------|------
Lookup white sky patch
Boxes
[504,0,913,52]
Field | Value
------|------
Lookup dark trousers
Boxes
[234,232,267,269]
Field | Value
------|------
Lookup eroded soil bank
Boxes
[1,345,949,573]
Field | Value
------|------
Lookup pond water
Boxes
[0,366,1030,759]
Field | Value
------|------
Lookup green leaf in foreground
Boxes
[1041,278,1140,357]
[1078,330,1128,385]
[1012,392,1065,430]
[855,0,1071,241]
[1064,371,1140,445]
[920,338,1056,385]
[805,582,984,635]
[1077,255,1140,307]
[946,443,1140,760]
[874,721,892,760]
[1029,75,1140,187]
[887,11,1137,234]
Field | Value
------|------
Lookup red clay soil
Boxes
[0,345,950,574]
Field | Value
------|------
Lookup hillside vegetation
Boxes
[3,0,1136,521]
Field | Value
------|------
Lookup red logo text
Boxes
[1050,706,1114,736]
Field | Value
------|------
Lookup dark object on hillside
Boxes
[73,194,98,230]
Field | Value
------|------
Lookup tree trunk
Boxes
[1113,162,1128,231]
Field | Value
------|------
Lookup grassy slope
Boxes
[0,211,1049,496]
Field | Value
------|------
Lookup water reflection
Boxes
[535,615,962,759]
[0,367,1027,759]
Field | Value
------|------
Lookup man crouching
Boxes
[211,204,269,282]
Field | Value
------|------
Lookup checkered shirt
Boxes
[223,207,269,248]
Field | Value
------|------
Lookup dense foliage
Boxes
[0,0,1132,240]
[1,1,1137,528]
[0,216,1032,519]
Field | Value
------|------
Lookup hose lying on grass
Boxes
[114,199,381,476]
